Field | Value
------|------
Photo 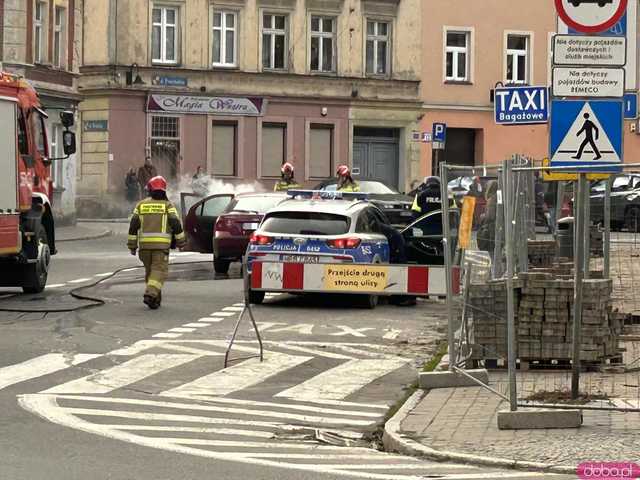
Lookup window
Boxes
[212,10,237,67]
[32,111,48,157]
[309,124,333,178]
[211,122,236,176]
[506,34,529,84]
[366,21,390,76]
[150,116,180,180]
[34,1,46,64]
[310,16,335,73]
[152,6,179,64]
[53,7,66,67]
[50,124,64,187]
[262,212,350,235]
[261,123,286,177]
[151,116,179,138]
[201,196,233,217]
[445,31,469,82]
[262,14,287,70]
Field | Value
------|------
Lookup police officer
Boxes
[274,162,301,192]
[336,165,360,192]
[127,176,186,309]
[412,176,442,217]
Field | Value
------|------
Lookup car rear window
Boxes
[261,212,350,235]
[227,195,285,214]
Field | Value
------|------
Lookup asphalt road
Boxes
[0,228,571,480]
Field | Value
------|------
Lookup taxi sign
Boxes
[542,158,611,181]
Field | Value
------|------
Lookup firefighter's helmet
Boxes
[336,165,350,177]
[147,176,168,192]
[281,162,295,175]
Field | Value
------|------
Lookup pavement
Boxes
[0,229,557,479]
[387,336,640,475]
[57,221,115,242]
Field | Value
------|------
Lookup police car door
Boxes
[362,208,390,263]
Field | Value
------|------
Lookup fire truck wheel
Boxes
[22,226,50,294]
[248,289,265,305]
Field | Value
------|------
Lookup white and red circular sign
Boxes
[555,0,628,34]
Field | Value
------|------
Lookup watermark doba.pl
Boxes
[577,462,640,480]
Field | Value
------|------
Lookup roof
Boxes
[267,198,369,216]
[234,192,287,198]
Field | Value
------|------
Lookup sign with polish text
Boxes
[147,94,265,116]
[494,86,549,125]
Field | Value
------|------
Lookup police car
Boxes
[247,191,391,303]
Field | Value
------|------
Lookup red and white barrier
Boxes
[251,262,460,296]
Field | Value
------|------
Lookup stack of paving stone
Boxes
[469,271,622,364]
[527,240,557,268]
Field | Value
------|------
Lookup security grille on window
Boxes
[366,21,390,76]
[309,124,333,178]
[506,35,529,84]
[262,14,287,70]
[262,123,286,177]
[54,7,66,67]
[151,116,180,180]
[211,122,237,176]
[212,11,237,67]
[151,116,179,138]
[152,7,179,64]
[310,16,335,73]
[34,1,46,64]
[445,31,469,82]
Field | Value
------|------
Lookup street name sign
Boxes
[552,67,624,97]
[553,35,626,66]
[494,86,548,125]
[550,99,623,173]
[555,0,628,34]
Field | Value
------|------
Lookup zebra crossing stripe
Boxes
[161,352,312,398]
[43,354,198,394]
[102,425,276,438]
[152,333,182,339]
[0,354,100,392]
[211,311,235,317]
[276,358,409,402]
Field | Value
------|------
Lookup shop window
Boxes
[309,124,333,178]
[152,6,179,65]
[310,16,335,73]
[34,1,47,64]
[53,7,66,68]
[150,116,180,180]
[212,10,237,67]
[211,121,237,176]
[262,13,287,70]
[366,20,390,76]
[262,123,286,177]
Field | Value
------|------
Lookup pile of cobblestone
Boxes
[527,240,557,268]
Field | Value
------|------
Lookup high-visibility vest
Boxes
[274,180,301,192]
[338,182,360,193]
[127,199,186,251]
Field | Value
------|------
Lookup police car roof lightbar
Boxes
[286,190,369,201]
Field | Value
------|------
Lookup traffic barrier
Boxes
[251,262,460,296]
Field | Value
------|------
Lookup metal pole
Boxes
[603,176,612,279]
[440,162,456,371]
[571,174,587,399]
[555,182,566,237]
[583,178,591,280]
[492,169,505,279]
[503,159,517,411]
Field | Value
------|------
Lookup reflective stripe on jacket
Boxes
[274,181,301,192]
[338,182,360,193]
[128,199,186,251]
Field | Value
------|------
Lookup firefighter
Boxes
[127,176,186,309]
[336,165,360,192]
[274,162,301,192]
[411,176,442,217]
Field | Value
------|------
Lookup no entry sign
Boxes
[555,0,628,34]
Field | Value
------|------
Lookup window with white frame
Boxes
[54,7,66,68]
[506,34,529,84]
[310,16,335,73]
[34,1,46,64]
[152,6,179,64]
[262,14,287,70]
[366,20,390,76]
[445,31,469,82]
[212,10,237,67]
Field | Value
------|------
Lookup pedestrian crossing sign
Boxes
[550,99,623,173]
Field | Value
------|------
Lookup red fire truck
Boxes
[0,71,76,293]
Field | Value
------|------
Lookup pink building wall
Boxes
[108,96,147,190]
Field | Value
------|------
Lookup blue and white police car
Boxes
[247,191,390,272]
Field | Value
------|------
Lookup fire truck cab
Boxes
[0,71,76,293]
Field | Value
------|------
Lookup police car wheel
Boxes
[248,289,265,305]
[362,294,378,309]
[214,259,230,274]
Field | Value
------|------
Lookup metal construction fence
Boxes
[440,157,640,413]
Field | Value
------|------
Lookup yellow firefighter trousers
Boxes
[139,250,169,299]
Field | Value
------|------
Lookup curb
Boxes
[58,229,113,243]
[382,389,576,475]
[77,218,129,224]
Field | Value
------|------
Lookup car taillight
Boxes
[250,233,273,245]
[326,238,361,249]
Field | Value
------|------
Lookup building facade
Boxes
[1,0,81,223]
[79,0,423,213]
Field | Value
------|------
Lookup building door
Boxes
[444,128,475,167]
[353,127,399,188]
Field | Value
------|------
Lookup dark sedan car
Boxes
[182,192,287,273]
[313,178,414,227]
[590,174,640,232]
